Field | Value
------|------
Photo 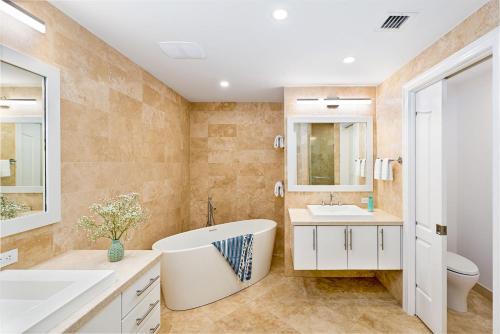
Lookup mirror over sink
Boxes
[0,45,61,237]
[287,115,373,192]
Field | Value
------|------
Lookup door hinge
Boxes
[436,224,447,236]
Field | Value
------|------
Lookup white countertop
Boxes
[33,250,161,333]
[289,208,402,225]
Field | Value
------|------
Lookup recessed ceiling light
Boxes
[272,9,288,21]
[343,56,356,64]
[219,81,229,88]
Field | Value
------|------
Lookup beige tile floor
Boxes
[160,257,492,333]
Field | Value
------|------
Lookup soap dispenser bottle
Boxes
[367,194,374,212]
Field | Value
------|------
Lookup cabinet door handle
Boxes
[136,299,160,326]
[150,323,160,334]
[136,275,160,296]
[312,228,316,251]
[349,229,353,250]
[380,228,384,251]
[344,228,347,250]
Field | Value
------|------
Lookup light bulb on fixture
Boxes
[219,81,229,88]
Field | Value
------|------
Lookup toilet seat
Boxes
[447,252,479,276]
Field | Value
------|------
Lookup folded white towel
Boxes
[0,160,10,177]
[360,159,366,178]
[273,135,285,149]
[374,159,382,180]
[381,158,393,181]
[274,181,284,198]
[353,159,359,177]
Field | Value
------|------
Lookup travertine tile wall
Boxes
[284,86,377,277]
[189,103,284,256]
[374,0,500,302]
[0,1,190,268]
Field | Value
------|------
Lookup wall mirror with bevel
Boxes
[287,115,373,192]
[0,45,61,237]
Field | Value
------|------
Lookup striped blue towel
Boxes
[212,234,254,282]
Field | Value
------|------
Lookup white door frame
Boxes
[402,27,500,332]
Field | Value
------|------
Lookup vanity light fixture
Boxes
[219,80,230,88]
[272,9,288,21]
[0,96,37,106]
[296,97,372,106]
[0,0,46,33]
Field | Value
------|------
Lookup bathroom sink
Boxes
[307,204,373,219]
[0,269,115,333]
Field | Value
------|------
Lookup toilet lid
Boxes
[447,252,479,276]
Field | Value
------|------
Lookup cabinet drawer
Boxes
[122,263,160,317]
[137,304,160,334]
[122,283,161,333]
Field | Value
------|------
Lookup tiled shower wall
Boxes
[0,1,190,268]
[188,103,285,256]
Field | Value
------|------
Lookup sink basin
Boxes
[0,269,114,333]
[307,204,373,219]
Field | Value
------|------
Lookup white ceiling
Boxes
[50,0,489,102]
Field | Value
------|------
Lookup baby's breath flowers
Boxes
[0,195,29,220]
[77,193,148,242]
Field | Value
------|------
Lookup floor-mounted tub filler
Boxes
[152,219,276,310]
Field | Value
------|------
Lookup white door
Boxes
[378,226,401,270]
[15,123,42,186]
[415,81,447,333]
[347,226,377,269]
[293,226,317,270]
[317,226,348,269]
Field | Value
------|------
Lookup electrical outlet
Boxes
[0,248,18,268]
[361,197,369,204]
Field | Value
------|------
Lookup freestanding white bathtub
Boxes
[152,219,276,310]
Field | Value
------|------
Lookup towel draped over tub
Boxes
[212,234,254,282]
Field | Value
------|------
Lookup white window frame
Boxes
[0,45,61,237]
[287,115,373,192]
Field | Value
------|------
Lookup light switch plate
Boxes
[361,197,369,204]
[0,248,18,268]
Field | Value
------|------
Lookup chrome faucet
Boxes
[206,196,216,227]
[329,192,335,206]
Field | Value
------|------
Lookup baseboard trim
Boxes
[473,283,493,301]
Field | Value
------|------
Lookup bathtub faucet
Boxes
[206,196,216,227]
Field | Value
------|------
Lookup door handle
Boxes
[436,224,447,235]
[313,228,316,251]
[380,228,384,251]
[349,229,353,250]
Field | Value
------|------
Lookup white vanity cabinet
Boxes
[378,226,402,269]
[317,226,348,270]
[293,226,317,269]
[293,224,402,270]
[347,226,378,269]
[79,263,161,334]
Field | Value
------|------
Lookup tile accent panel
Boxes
[189,102,284,256]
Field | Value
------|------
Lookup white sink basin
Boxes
[0,269,114,333]
[307,204,373,219]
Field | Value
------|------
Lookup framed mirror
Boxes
[0,45,60,237]
[287,115,373,192]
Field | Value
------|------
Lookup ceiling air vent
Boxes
[158,41,206,59]
[380,15,410,29]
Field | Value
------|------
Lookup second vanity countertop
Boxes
[289,208,402,225]
[33,250,161,333]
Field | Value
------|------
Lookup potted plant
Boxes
[78,192,147,262]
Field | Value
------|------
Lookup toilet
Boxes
[447,251,480,312]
